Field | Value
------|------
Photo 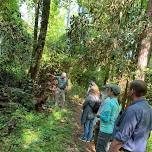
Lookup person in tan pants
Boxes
[52,72,68,107]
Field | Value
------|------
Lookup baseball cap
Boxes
[109,84,121,96]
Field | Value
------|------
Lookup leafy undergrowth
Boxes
[0,100,152,152]
[147,133,152,152]
[0,106,73,152]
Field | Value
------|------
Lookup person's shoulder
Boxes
[103,98,112,107]
[56,76,60,79]
[88,94,99,101]
[104,97,111,102]
[88,94,95,99]
[129,100,145,109]
[126,104,141,115]
[85,94,93,100]
[109,97,118,105]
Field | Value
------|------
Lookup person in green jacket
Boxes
[96,84,121,152]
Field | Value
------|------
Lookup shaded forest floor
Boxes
[0,105,74,152]
[0,94,152,152]
[0,96,95,152]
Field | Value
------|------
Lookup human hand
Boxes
[108,140,122,152]
[96,114,100,118]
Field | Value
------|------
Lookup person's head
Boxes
[128,80,147,100]
[61,72,66,79]
[100,84,110,100]
[88,80,96,87]
[107,84,121,97]
[88,84,100,96]
[102,84,111,94]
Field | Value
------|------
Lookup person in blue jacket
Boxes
[108,80,152,152]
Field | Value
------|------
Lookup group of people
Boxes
[52,72,152,152]
[80,80,152,152]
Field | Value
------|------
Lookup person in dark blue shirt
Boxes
[109,80,152,152]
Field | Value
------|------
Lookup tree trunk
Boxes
[29,0,51,80]
[136,0,152,80]
[67,0,71,28]
[28,0,41,76]
[122,79,129,110]
[104,63,111,84]
[33,0,41,53]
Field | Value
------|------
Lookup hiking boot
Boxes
[86,138,94,142]
[79,137,87,142]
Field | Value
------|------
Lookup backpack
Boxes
[92,101,101,114]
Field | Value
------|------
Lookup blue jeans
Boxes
[83,119,94,140]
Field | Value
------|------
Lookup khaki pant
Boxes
[55,88,65,107]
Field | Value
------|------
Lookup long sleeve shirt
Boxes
[99,97,120,134]
[114,99,152,152]
[55,76,68,89]
[81,95,99,124]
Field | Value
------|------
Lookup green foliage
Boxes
[0,0,32,79]
[147,133,152,152]
[146,61,152,105]
[68,13,90,54]
[67,0,152,89]
[46,0,66,53]
[0,106,73,152]
[0,0,152,151]
[10,87,35,110]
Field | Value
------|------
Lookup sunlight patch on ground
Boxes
[71,95,83,103]
[52,111,63,120]
[22,129,40,149]
[24,113,34,121]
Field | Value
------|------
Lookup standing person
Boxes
[80,84,100,142]
[108,80,152,152]
[87,81,97,95]
[97,84,111,115]
[96,84,121,152]
[94,85,111,149]
[52,72,68,107]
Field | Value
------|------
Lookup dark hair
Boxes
[130,80,147,97]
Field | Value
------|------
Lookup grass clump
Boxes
[0,106,73,152]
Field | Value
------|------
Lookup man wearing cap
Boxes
[96,84,121,152]
[108,80,152,152]
[53,72,68,107]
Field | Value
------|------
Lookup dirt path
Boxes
[69,100,95,152]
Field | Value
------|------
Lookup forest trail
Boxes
[69,99,95,152]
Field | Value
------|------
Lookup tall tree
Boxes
[29,0,41,76]
[136,0,152,80]
[33,0,41,53]
[29,0,51,80]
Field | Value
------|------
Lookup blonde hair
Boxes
[88,84,100,96]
